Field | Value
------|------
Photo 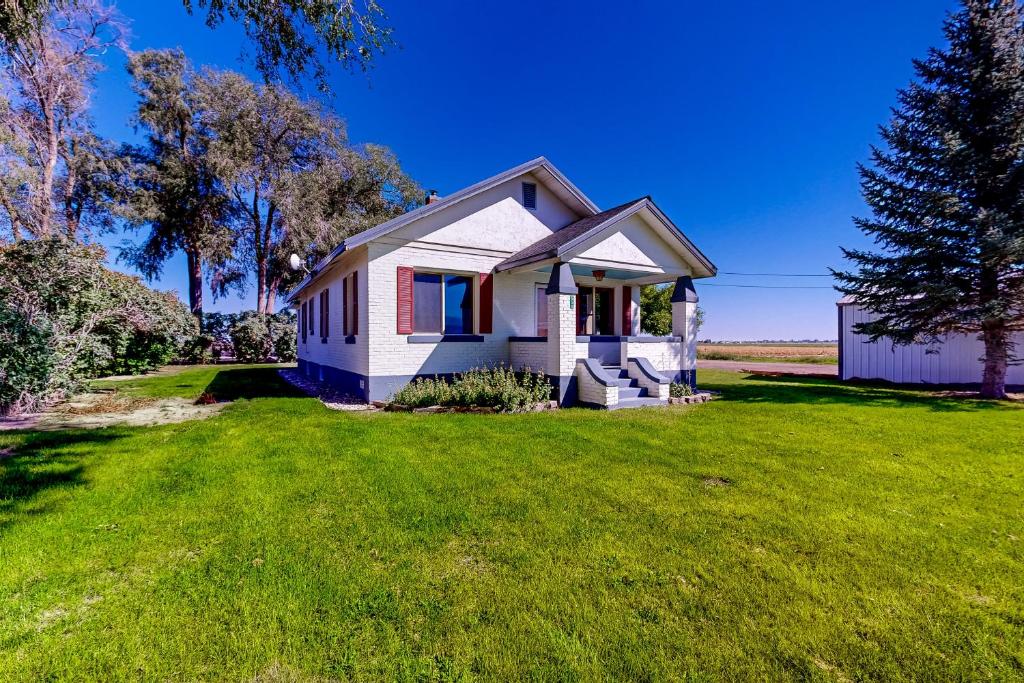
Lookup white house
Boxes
[286,157,716,408]
[838,297,1024,385]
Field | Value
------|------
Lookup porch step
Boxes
[617,386,647,400]
[613,397,667,410]
[602,366,634,387]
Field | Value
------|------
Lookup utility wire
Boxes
[718,271,833,277]
[702,283,835,289]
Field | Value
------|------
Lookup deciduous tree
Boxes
[121,49,236,318]
[0,0,127,240]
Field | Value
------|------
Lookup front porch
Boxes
[504,262,700,409]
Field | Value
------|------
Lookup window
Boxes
[319,289,330,340]
[522,182,537,210]
[413,272,475,334]
[301,301,307,343]
[535,285,548,336]
[342,272,358,335]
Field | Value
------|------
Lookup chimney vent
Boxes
[426,189,440,204]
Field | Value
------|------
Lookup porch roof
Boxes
[493,196,716,278]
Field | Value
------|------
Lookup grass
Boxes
[698,343,838,365]
[1,365,1022,680]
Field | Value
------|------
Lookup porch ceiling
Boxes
[532,262,677,284]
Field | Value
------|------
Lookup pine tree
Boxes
[835,0,1024,399]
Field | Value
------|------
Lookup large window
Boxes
[413,272,474,334]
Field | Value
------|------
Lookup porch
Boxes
[503,262,700,409]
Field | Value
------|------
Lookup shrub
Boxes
[0,305,57,416]
[229,313,274,363]
[0,239,199,415]
[391,366,551,413]
[268,311,297,362]
[670,382,694,398]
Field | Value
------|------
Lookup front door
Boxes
[576,286,615,336]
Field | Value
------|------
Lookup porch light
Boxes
[593,269,606,281]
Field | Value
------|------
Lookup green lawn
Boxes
[1,366,1022,680]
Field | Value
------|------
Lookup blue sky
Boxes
[92,0,959,340]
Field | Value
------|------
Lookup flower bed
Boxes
[388,366,552,414]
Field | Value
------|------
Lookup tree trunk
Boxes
[265,276,280,314]
[256,259,268,315]
[186,247,203,319]
[980,322,1009,400]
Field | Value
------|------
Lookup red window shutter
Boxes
[352,271,359,335]
[621,286,633,335]
[479,272,493,334]
[396,266,414,334]
[342,277,349,336]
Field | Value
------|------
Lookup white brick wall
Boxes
[623,340,687,376]
[547,293,577,378]
[576,361,618,407]
[296,248,369,376]
[367,241,547,377]
[510,341,547,374]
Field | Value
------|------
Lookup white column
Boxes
[546,262,578,405]
[671,276,698,388]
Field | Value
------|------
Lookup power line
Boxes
[702,283,835,290]
[718,271,833,277]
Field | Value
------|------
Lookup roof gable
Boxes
[287,157,597,301]
[496,197,716,278]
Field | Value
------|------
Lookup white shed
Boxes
[838,297,1024,385]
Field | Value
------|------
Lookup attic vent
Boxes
[522,182,537,210]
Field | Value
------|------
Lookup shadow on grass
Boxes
[0,431,123,532]
[203,367,305,402]
[704,373,1015,412]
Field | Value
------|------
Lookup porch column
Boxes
[671,276,699,389]
[546,262,578,406]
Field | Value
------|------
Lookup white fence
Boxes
[839,303,1024,385]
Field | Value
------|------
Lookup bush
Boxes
[670,382,694,398]
[268,311,297,362]
[226,311,296,363]
[0,305,57,416]
[229,313,274,363]
[0,239,199,415]
[391,366,551,413]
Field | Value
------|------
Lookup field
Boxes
[698,342,838,364]
[1,365,1022,680]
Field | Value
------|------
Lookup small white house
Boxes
[838,297,1024,385]
[287,157,716,408]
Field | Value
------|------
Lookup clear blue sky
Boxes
[92,0,959,341]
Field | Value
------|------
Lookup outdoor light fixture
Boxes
[593,269,606,281]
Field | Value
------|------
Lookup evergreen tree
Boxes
[834,0,1024,399]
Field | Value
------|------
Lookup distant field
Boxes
[698,343,838,365]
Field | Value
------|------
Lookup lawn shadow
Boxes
[0,430,123,533]
[203,366,305,402]
[705,373,1017,412]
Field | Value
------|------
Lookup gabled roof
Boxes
[286,157,598,302]
[495,198,647,270]
[495,196,717,277]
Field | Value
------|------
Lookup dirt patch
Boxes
[702,476,732,487]
[0,395,224,431]
[56,392,157,416]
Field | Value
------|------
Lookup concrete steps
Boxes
[602,365,667,409]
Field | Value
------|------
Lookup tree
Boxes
[640,284,704,336]
[121,49,237,318]
[181,0,394,91]
[196,68,419,313]
[834,0,1024,399]
[0,0,128,240]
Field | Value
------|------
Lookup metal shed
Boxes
[837,298,1024,385]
